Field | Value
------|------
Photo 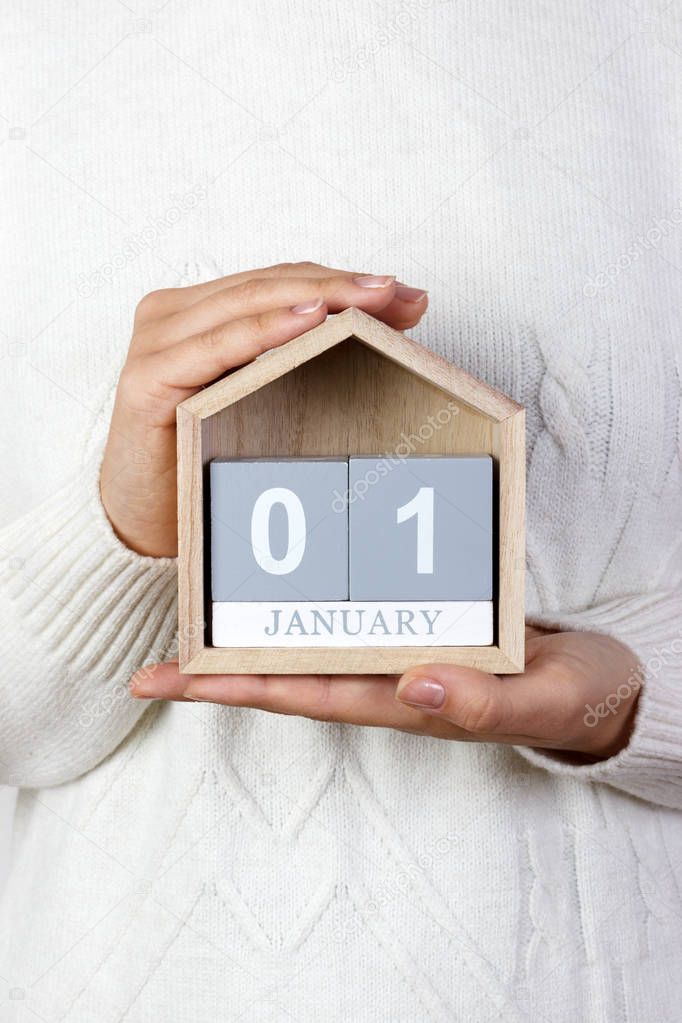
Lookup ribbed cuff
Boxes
[517,593,682,808]
[0,459,178,678]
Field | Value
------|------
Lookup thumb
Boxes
[395,663,526,736]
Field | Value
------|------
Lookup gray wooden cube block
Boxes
[210,458,348,601]
[349,456,492,600]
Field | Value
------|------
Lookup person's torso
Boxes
[2,4,681,1020]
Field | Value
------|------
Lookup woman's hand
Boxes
[101,262,428,557]
[131,628,642,760]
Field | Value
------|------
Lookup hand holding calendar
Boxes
[100,262,428,558]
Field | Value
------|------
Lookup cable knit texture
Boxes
[1,2,681,1021]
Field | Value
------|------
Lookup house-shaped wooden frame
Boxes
[177,307,525,675]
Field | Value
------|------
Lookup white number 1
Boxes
[396,486,434,574]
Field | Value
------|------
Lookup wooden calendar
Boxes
[177,307,525,675]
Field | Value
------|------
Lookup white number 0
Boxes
[396,486,434,574]
[251,487,306,575]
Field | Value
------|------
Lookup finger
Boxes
[147,273,400,346]
[145,300,329,391]
[131,663,447,733]
[375,286,429,331]
[135,262,378,322]
[130,661,190,700]
[186,675,411,728]
[395,644,557,738]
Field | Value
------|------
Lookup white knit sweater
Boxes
[1,3,681,1020]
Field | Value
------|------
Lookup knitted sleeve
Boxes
[516,590,682,809]
[0,455,178,788]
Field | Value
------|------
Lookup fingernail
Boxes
[182,690,212,702]
[394,285,428,303]
[291,296,325,314]
[396,678,445,709]
[352,275,395,288]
